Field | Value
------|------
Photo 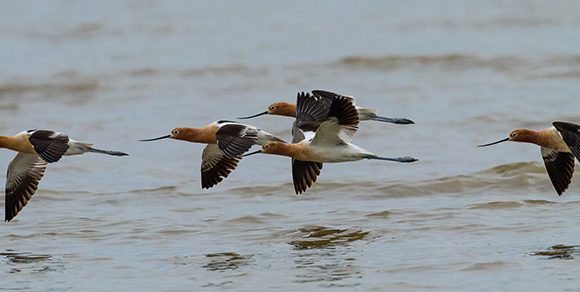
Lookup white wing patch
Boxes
[310,117,354,146]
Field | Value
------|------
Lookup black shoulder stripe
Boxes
[554,121,580,162]
[216,125,258,158]
[28,131,69,163]
[216,120,236,125]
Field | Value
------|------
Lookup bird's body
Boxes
[141,120,284,189]
[237,89,415,125]
[262,138,374,163]
[1,130,128,222]
[244,92,417,193]
[479,121,580,196]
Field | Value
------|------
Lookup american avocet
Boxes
[244,92,417,194]
[0,130,128,222]
[140,120,284,189]
[478,121,580,195]
[238,89,415,125]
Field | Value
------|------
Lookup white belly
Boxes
[310,143,371,163]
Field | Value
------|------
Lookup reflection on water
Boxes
[289,226,368,287]
[0,250,64,274]
[532,244,580,260]
[2,0,580,290]
[288,226,369,250]
[202,252,254,272]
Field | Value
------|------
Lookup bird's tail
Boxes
[371,116,415,125]
[89,147,129,156]
[365,155,417,163]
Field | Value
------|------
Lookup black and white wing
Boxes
[541,147,575,196]
[290,92,330,194]
[215,124,259,159]
[292,160,323,194]
[28,130,69,163]
[293,92,331,141]
[311,95,360,146]
[200,144,240,189]
[5,153,47,221]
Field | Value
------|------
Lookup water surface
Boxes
[2,1,580,290]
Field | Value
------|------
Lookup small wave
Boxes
[365,210,395,219]
[0,80,98,95]
[226,215,266,224]
[462,261,519,271]
[534,70,580,79]
[369,162,563,197]
[335,54,528,72]
[126,185,178,194]
[227,184,293,196]
[468,201,523,210]
[27,22,103,39]
[0,78,99,106]
[477,162,546,176]
[334,53,580,81]
[235,162,562,198]
[227,212,287,224]
[522,199,556,205]
[180,65,266,77]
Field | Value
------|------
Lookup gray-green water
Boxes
[2,1,580,290]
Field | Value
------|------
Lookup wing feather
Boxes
[5,153,47,221]
[28,130,69,163]
[201,144,240,189]
[553,122,580,162]
[216,124,258,158]
[541,147,575,196]
[292,159,323,194]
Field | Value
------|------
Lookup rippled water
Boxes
[2,1,580,290]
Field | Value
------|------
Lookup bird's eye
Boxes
[269,106,276,111]
[264,144,270,149]
[172,130,180,135]
[510,132,517,137]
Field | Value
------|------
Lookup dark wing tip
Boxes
[328,96,359,127]
[543,151,575,196]
[5,176,42,222]
[292,160,323,194]
[295,92,330,130]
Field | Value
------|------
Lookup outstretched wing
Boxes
[215,124,258,158]
[553,121,580,162]
[311,96,359,146]
[541,147,575,196]
[5,153,47,221]
[28,130,69,163]
[293,92,331,143]
[200,144,241,189]
[292,159,323,194]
